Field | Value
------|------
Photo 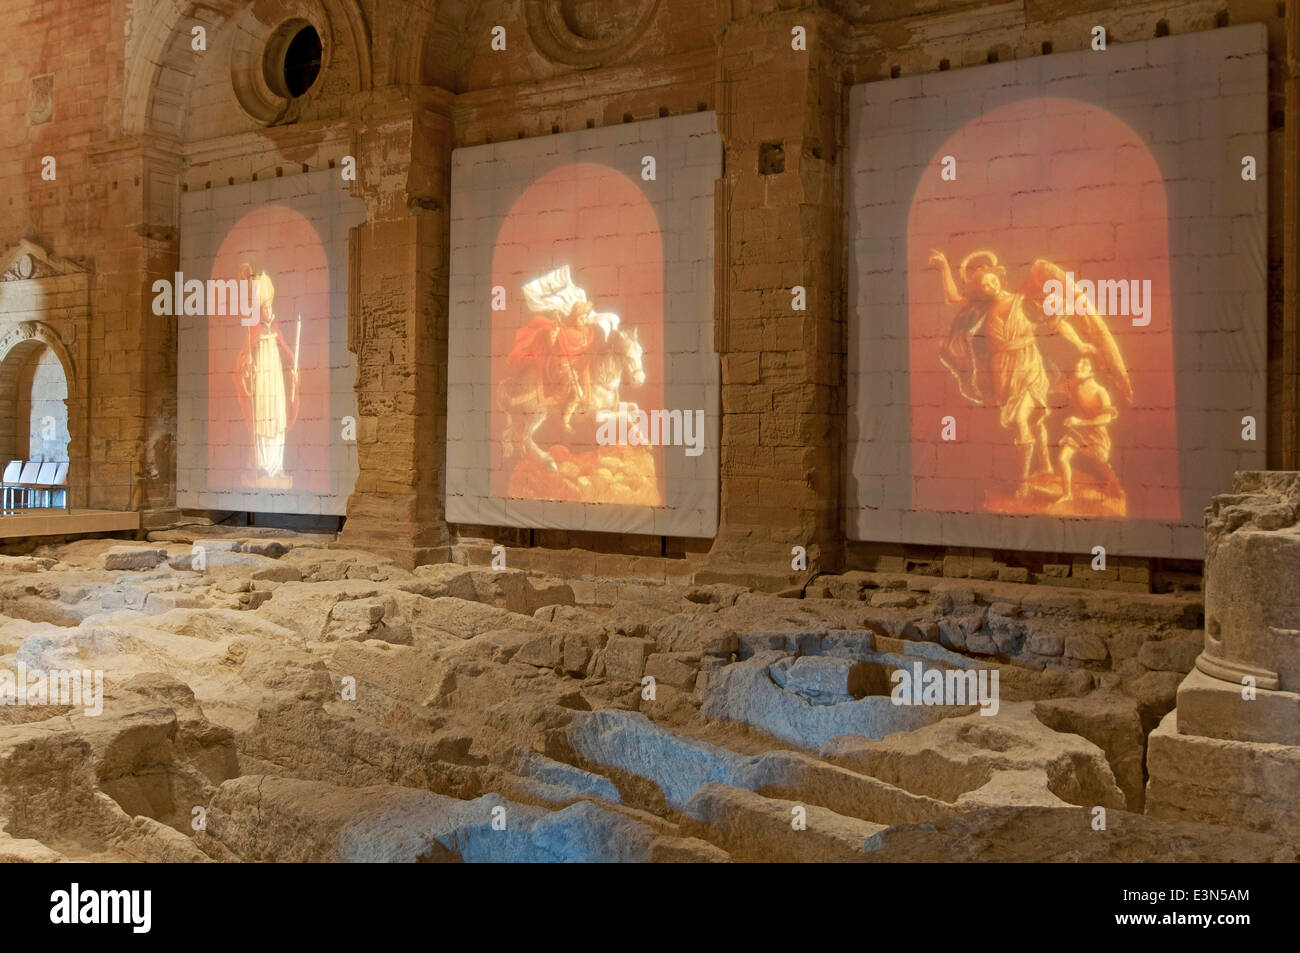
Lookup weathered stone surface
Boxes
[823,703,1126,812]
[775,656,871,704]
[703,652,946,749]
[700,629,739,658]
[514,633,562,670]
[1064,633,1108,661]
[565,709,947,827]
[1174,667,1300,746]
[240,541,291,558]
[1201,471,1300,693]
[862,806,1294,862]
[1028,631,1065,656]
[644,653,697,691]
[1033,693,1147,811]
[0,555,56,574]
[466,570,576,616]
[0,524,1282,864]
[1137,637,1200,673]
[101,547,166,571]
[869,591,916,609]
[251,564,303,584]
[1119,670,1183,734]
[1146,710,1300,849]
[681,783,885,861]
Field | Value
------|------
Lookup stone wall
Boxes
[0,0,1294,585]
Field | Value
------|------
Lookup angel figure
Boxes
[929,250,1133,506]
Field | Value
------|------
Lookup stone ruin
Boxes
[0,486,1295,863]
[1146,471,1300,846]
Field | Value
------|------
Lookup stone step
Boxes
[679,783,886,862]
[564,708,952,828]
[202,774,724,862]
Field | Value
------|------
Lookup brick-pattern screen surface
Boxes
[447,112,721,537]
[177,172,366,515]
[847,25,1268,560]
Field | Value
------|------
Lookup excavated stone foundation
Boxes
[0,526,1290,863]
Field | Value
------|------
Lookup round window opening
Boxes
[281,25,322,98]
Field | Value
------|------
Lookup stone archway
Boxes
[0,323,76,466]
[2,339,69,465]
[122,0,373,139]
[0,243,91,510]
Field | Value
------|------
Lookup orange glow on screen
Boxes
[908,98,1179,520]
[207,205,331,493]
[489,162,665,505]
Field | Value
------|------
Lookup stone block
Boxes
[869,591,916,609]
[941,555,971,578]
[645,653,698,691]
[1138,637,1200,673]
[1106,630,1145,662]
[1064,634,1108,661]
[700,629,739,658]
[1027,631,1064,657]
[252,564,303,584]
[779,656,871,703]
[515,634,562,670]
[1175,667,1300,747]
[1146,710,1300,850]
[100,546,165,571]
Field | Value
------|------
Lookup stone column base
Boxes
[1175,667,1300,746]
[329,534,448,570]
[1145,708,1300,849]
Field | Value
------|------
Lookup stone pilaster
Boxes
[87,137,183,518]
[335,89,454,567]
[700,7,847,590]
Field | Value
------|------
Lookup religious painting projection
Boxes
[916,118,1171,523]
[500,261,658,505]
[447,112,722,537]
[495,192,662,507]
[847,25,1267,558]
[176,172,366,515]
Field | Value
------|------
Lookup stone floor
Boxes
[0,526,1291,862]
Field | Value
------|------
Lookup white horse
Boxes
[498,320,646,470]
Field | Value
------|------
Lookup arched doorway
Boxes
[0,331,71,466]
